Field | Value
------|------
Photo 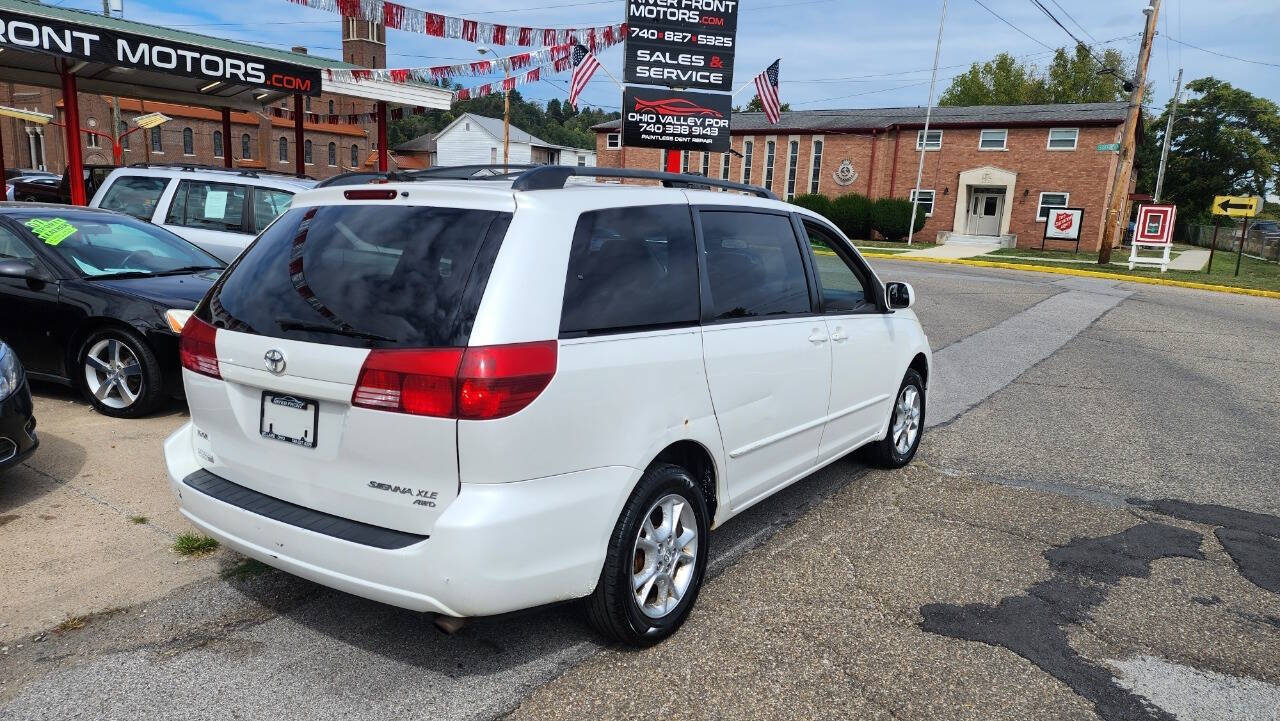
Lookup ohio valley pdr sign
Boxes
[0,9,322,95]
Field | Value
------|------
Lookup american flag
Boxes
[754,59,782,124]
[568,44,600,108]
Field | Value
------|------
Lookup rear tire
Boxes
[76,327,165,418]
[863,369,925,469]
[586,463,710,646]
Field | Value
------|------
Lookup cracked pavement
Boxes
[2,261,1278,721]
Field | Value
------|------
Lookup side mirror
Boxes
[885,281,915,310]
[0,259,50,282]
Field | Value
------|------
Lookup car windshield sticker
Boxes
[24,217,78,246]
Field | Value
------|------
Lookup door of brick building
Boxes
[966,190,1004,236]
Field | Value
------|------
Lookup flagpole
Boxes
[907,0,948,246]
[595,62,625,92]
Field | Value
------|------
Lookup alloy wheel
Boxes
[892,385,922,455]
[83,338,143,410]
[631,493,699,619]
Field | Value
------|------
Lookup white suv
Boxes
[163,166,931,645]
[89,165,316,263]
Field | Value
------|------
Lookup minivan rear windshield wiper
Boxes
[275,317,396,343]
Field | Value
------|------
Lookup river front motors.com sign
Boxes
[0,8,322,95]
[624,0,738,92]
[622,86,731,152]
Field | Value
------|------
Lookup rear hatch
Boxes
[183,197,512,535]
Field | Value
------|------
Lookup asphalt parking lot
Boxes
[1,259,1277,721]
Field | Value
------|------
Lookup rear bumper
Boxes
[164,422,636,617]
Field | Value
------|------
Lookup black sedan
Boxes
[0,204,224,417]
[0,340,37,470]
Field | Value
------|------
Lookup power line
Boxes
[1046,0,1096,43]
[1164,36,1280,69]
[968,0,1055,51]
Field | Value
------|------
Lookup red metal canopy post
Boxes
[221,108,233,169]
[376,101,388,172]
[293,94,305,178]
[60,64,86,206]
[665,149,680,173]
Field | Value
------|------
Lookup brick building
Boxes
[0,19,388,181]
[594,102,1131,251]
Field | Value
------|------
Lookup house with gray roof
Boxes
[400,112,595,169]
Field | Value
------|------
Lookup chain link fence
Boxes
[1183,223,1280,262]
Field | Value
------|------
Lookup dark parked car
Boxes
[4,168,56,181]
[0,340,37,470]
[0,204,224,417]
[10,165,116,205]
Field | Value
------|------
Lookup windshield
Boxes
[200,204,510,349]
[12,212,224,278]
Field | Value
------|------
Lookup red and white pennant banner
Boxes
[455,63,555,101]
[285,0,625,48]
[267,105,431,124]
[325,40,594,84]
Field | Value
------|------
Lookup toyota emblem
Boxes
[264,349,286,375]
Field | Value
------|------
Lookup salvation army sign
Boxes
[622,86,731,152]
[1041,207,1085,251]
[624,0,738,92]
[0,7,322,95]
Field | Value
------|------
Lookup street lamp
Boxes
[477,46,510,172]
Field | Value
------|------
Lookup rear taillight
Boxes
[344,189,398,200]
[351,341,556,420]
[179,315,221,379]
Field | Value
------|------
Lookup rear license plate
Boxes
[259,392,319,448]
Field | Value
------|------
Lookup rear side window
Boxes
[560,205,699,336]
[201,205,511,349]
[97,175,168,220]
[252,187,294,233]
[165,180,248,233]
[700,211,811,319]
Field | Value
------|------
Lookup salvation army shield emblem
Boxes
[1053,211,1074,232]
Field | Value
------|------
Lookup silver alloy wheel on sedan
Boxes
[632,493,699,619]
[83,338,143,410]
[892,385,922,455]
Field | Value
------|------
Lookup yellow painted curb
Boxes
[858,252,1280,300]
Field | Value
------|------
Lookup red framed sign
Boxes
[1135,204,1177,245]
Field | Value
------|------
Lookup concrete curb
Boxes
[859,252,1280,300]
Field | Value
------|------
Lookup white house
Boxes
[398,112,597,168]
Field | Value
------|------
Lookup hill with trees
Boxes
[388,89,618,150]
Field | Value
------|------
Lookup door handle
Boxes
[830,328,849,343]
[808,330,829,345]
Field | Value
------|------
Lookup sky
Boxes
[44,0,1280,113]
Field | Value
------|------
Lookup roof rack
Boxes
[511,166,777,199]
[125,163,314,181]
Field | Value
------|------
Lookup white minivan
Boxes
[164,166,931,645]
[90,165,315,263]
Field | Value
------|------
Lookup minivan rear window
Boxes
[199,204,511,348]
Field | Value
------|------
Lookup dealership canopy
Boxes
[0,0,451,200]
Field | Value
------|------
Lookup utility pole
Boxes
[1153,67,1182,203]
[503,66,510,173]
[907,0,948,246]
[1098,0,1160,265]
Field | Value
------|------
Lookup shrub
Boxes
[828,193,873,240]
[871,198,928,241]
[789,193,834,218]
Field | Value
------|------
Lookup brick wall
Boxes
[595,120,1124,251]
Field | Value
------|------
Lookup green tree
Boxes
[1141,77,1280,220]
[736,94,791,113]
[387,89,621,153]
[940,46,1129,106]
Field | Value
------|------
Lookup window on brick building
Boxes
[979,129,1007,150]
[182,127,194,156]
[213,131,223,158]
[916,129,942,150]
[119,121,130,150]
[742,140,754,184]
[909,189,935,217]
[785,140,800,200]
[329,100,335,115]
[85,118,100,149]
[1047,128,1078,150]
[606,132,621,149]
[351,144,359,168]
[241,134,251,159]
[809,138,823,194]
[701,152,710,178]
[681,150,690,174]
[763,140,776,191]
[304,139,313,164]
[151,127,163,152]
[279,137,288,163]
[328,142,336,166]
[721,151,731,181]
[1036,192,1069,221]
[305,96,311,112]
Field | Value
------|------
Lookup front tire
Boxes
[863,369,925,468]
[76,327,164,418]
[586,463,710,646]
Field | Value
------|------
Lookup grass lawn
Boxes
[989,249,1280,293]
[852,239,929,255]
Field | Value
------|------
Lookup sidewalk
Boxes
[1166,248,1210,271]
[900,242,1002,259]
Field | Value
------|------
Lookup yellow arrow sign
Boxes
[1212,195,1262,218]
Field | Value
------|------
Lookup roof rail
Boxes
[510,166,777,199]
[124,162,312,182]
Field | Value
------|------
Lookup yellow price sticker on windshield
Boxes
[24,217,78,246]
